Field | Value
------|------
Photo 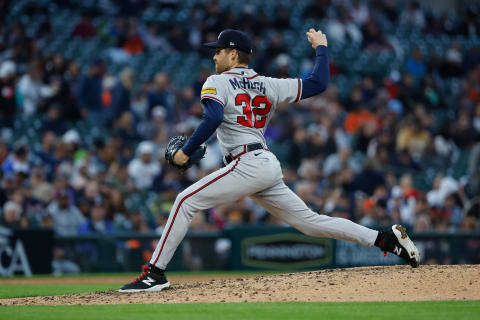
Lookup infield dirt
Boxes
[1,265,479,305]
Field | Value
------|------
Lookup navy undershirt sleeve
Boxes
[181,98,224,156]
[301,45,330,99]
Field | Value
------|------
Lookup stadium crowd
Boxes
[1,0,480,242]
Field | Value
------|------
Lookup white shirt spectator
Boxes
[128,141,161,189]
[18,73,56,116]
[350,1,370,25]
[445,44,462,64]
[426,176,459,207]
[400,197,416,226]
[326,19,363,44]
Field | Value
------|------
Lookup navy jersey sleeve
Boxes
[301,45,330,99]
[181,98,224,156]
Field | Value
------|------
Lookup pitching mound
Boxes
[2,265,479,305]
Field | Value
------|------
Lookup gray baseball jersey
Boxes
[200,67,301,155]
[150,68,378,270]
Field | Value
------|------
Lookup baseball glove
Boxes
[165,136,207,172]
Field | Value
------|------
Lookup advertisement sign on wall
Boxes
[240,232,332,269]
[0,227,53,275]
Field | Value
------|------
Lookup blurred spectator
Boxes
[148,72,175,121]
[62,129,82,157]
[397,73,422,109]
[0,175,17,210]
[128,210,151,233]
[396,117,431,158]
[404,48,426,82]
[288,127,310,169]
[138,106,170,144]
[140,23,173,52]
[469,142,480,196]
[355,121,379,154]
[18,61,58,116]
[414,213,432,232]
[1,200,27,228]
[42,104,67,136]
[122,24,144,56]
[0,60,17,127]
[399,1,426,29]
[460,216,477,231]
[128,141,161,190]
[350,159,385,195]
[361,20,392,51]
[78,197,115,234]
[46,189,85,236]
[459,5,480,37]
[108,188,128,220]
[442,42,464,77]
[77,60,104,123]
[323,146,361,177]
[71,13,97,38]
[101,73,116,109]
[35,132,59,179]
[43,54,72,113]
[30,167,54,205]
[0,139,9,172]
[451,109,477,149]
[350,0,370,26]
[326,9,362,44]
[400,173,419,199]
[344,104,378,134]
[112,111,139,148]
[63,60,83,121]
[2,142,30,176]
[427,175,459,208]
[106,68,134,125]
[168,26,190,52]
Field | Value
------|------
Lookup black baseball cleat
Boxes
[118,265,170,293]
[378,225,420,268]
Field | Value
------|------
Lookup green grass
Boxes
[4,270,285,279]
[0,284,118,299]
[0,301,478,320]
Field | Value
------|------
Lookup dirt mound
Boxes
[0,274,259,285]
[2,265,479,306]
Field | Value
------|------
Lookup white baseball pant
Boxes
[150,150,378,270]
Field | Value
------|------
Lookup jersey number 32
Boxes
[235,93,272,129]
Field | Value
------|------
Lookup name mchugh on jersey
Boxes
[229,78,266,94]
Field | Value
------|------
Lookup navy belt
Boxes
[225,143,268,164]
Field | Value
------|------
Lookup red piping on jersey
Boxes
[151,158,241,266]
[295,78,302,102]
[223,72,259,80]
[201,95,225,106]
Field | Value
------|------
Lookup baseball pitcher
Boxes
[119,29,420,292]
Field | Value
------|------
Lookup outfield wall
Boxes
[1,227,479,275]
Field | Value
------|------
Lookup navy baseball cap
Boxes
[203,29,252,54]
